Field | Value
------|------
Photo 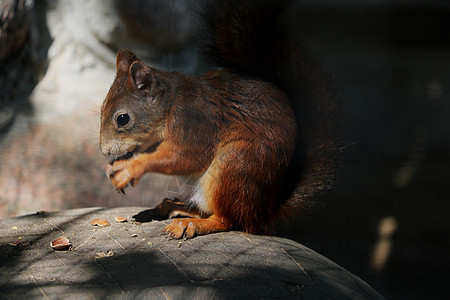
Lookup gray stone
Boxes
[0,207,383,299]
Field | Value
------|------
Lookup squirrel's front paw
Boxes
[106,159,143,193]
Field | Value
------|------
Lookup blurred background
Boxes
[0,0,449,298]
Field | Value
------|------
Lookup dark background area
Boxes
[1,0,449,298]
[279,1,450,299]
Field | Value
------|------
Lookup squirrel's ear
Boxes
[116,49,139,73]
[129,61,154,91]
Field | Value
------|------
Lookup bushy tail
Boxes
[199,0,342,212]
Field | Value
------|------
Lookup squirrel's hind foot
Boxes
[163,215,230,239]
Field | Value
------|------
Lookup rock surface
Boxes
[0,207,383,299]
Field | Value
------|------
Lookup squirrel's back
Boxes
[200,0,341,213]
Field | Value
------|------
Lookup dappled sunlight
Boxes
[370,216,398,272]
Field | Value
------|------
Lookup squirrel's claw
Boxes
[163,219,196,240]
[105,164,116,178]
[106,159,144,193]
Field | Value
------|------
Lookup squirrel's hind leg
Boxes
[155,198,206,219]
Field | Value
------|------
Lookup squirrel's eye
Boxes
[116,113,130,128]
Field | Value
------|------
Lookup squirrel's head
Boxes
[99,49,170,158]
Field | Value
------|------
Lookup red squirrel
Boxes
[99,0,340,239]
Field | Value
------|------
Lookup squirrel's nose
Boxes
[99,134,112,157]
[99,142,111,157]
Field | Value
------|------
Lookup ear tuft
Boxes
[116,49,139,73]
[129,61,154,91]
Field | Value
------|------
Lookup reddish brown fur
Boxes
[100,0,340,238]
[101,63,296,236]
